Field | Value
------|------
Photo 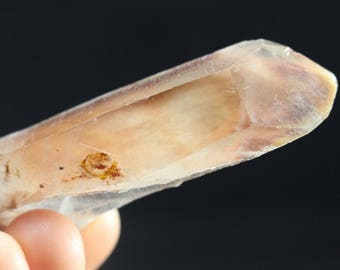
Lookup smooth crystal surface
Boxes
[0,39,337,227]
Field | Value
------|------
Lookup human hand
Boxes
[0,209,120,270]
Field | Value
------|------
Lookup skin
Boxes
[0,209,120,270]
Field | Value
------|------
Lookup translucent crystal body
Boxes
[0,40,337,227]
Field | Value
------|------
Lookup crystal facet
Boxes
[0,39,337,227]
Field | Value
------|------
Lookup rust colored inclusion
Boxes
[80,152,121,180]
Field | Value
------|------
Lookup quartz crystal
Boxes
[0,39,337,227]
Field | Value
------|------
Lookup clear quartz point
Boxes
[0,39,337,227]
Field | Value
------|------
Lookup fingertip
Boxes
[81,209,121,270]
[0,231,29,270]
[5,209,85,270]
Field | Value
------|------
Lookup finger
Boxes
[5,209,85,270]
[81,209,120,270]
[0,231,29,270]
